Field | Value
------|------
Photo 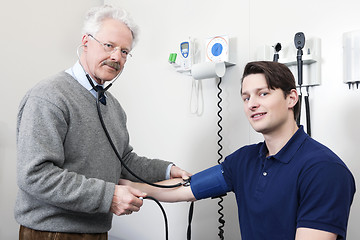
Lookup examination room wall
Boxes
[106,0,360,239]
[1,0,359,240]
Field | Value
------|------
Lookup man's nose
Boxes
[110,48,123,62]
[248,97,259,110]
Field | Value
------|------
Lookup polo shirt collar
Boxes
[259,126,308,164]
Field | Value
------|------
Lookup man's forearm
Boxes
[119,178,196,203]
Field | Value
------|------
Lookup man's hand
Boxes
[170,165,192,179]
[111,185,147,216]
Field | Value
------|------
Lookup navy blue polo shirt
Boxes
[221,126,355,240]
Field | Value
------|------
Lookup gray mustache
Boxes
[101,60,120,71]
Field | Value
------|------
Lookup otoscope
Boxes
[294,32,305,126]
[273,43,282,62]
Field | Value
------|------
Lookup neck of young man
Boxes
[263,120,299,157]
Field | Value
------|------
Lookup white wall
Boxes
[105,0,360,240]
[0,0,102,239]
[2,0,359,239]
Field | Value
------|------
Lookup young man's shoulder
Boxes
[301,136,346,166]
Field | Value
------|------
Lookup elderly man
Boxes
[15,5,190,240]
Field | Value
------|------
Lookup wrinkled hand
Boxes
[111,185,147,216]
[170,165,192,179]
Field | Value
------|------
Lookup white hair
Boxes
[82,5,139,47]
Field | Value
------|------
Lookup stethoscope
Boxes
[77,44,195,240]
[77,43,196,240]
[76,44,188,189]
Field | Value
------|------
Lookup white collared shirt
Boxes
[65,61,104,99]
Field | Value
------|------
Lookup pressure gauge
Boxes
[205,35,229,62]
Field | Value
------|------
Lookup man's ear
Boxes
[287,89,299,109]
[82,34,89,48]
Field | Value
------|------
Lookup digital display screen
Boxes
[181,43,189,49]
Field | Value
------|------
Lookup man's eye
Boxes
[104,43,114,49]
[121,50,129,55]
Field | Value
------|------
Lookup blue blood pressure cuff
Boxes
[190,165,231,200]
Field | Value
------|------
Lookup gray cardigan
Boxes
[15,72,171,233]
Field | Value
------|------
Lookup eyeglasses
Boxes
[88,34,132,59]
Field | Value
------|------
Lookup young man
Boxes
[121,61,356,240]
[15,5,190,240]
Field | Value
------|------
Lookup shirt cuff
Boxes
[165,164,174,179]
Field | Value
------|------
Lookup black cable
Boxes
[217,197,225,239]
[216,77,226,240]
[296,56,303,128]
[95,94,183,189]
[217,78,224,165]
[187,202,194,240]
[143,196,169,240]
[305,87,311,137]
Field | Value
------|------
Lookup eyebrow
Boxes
[241,86,269,95]
[105,39,131,51]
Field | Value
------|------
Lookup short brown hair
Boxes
[241,61,300,120]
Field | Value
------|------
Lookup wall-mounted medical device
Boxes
[169,35,235,80]
[343,30,360,89]
[168,38,194,74]
[257,37,321,87]
[180,41,192,70]
[205,35,229,62]
[191,61,226,80]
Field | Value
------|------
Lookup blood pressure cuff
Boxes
[190,164,231,200]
